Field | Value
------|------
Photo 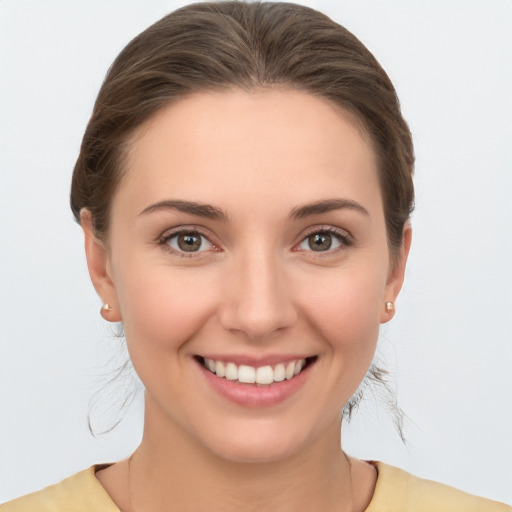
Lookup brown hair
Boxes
[73,2,414,434]
[71,0,414,262]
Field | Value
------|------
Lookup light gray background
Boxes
[1,0,511,505]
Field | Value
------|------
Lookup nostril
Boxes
[217,273,298,340]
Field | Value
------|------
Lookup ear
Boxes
[380,224,412,323]
[81,209,122,322]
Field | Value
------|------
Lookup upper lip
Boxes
[196,354,316,367]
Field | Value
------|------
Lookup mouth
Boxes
[195,355,318,386]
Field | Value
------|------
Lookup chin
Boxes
[208,437,302,464]
[195,417,325,465]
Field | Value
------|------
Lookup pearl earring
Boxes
[385,301,394,312]
[100,303,115,321]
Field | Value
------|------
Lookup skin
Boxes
[82,89,411,512]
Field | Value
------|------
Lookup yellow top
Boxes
[1,462,510,511]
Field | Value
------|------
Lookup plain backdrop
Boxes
[1,0,511,505]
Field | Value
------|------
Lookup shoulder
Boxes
[365,461,511,512]
[0,465,119,512]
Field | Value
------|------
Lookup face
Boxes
[84,89,409,463]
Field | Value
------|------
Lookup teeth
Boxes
[285,361,295,380]
[274,363,285,382]
[256,365,274,385]
[238,365,256,383]
[215,360,225,378]
[203,357,308,385]
[225,362,238,381]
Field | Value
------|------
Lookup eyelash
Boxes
[158,228,218,258]
[158,225,353,257]
[295,226,353,254]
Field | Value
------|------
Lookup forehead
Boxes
[118,88,381,217]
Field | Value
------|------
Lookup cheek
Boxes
[298,265,386,376]
[114,261,219,353]
[302,262,386,331]
[112,263,222,415]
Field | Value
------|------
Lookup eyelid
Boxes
[156,224,352,256]
[293,225,353,252]
[158,225,221,256]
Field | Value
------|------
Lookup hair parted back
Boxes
[73,1,415,434]
[71,0,414,262]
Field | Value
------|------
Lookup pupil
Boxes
[309,233,332,251]
[178,233,201,252]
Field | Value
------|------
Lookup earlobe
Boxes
[80,209,122,322]
[380,225,412,323]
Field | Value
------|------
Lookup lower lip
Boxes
[197,360,314,407]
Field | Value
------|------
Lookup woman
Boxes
[1,2,510,510]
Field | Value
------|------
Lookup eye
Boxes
[297,228,351,252]
[163,230,214,254]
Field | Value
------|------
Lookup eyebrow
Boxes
[139,200,227,220]
[139,197,368,221]
[290,198,369,219]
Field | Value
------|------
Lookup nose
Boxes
[218,250,298,341]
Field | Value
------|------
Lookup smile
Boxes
[195,355,317,406]
[201,357,310,385]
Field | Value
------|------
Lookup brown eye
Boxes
[177,233,202,252]
[297,229,349,253]
[165,231,213,253]
[307,233,332,251]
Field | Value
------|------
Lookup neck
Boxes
[128,401,356,512]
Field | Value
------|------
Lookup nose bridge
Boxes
[219,245,297,340]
